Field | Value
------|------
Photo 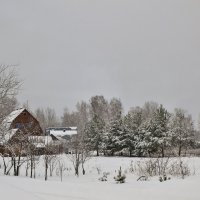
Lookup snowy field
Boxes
[1,156,200,200]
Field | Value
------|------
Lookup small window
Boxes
[16,123,23,129]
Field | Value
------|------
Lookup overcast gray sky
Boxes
[0,0,200,121]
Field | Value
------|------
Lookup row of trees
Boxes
[34,95,198,158]
[85,99,196,157]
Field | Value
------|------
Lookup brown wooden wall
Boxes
[10,109,43,136]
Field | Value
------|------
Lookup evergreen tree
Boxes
[84,115,105,156]
[136,105,170,157]
[105,117,124,156]
[121,107,142,156]
[152,105,171,157]
[136,119,158,157]
[170,108,195,156]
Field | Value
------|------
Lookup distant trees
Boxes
[35,107,59,131]
[61,108,78,127]
[0,65,21,122]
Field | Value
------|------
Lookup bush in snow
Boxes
[159,174,171,182]
[99,172,110,182]
[134,157,191,179]
[137,176,149,181]
[114,167,126,184]
[168,158,190,179]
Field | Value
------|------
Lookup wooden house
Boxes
[0,108,43,154]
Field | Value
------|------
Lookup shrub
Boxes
[114,167,126,184]
[99,172,109,182]
[159,174,171,182]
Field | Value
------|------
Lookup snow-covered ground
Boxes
[1,156,200,200]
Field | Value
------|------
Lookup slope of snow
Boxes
[0,156,200,200]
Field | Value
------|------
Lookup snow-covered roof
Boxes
[50,130,77,137]
[0,128,19,144]
[47,127,77,137]
[2,108,25,129]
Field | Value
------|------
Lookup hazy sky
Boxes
[0,0,200,121]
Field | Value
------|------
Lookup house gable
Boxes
[1,108,43,144]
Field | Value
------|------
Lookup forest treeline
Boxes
[35,96,200,157]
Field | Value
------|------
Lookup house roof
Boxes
[47,127,77,137]
[2,108,26,129]
[0,128,19,144]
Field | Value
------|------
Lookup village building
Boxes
[45,127,78,153]
[0,109,78,155]
[1,108,43,143]
[0,108,44,154]
[46,127,77,138]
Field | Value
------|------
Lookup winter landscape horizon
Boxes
[1,0,200,200]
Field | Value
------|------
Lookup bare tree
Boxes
[67,135,81,176]
[108,98,123,121]
[57,155,67,182]
[0,65,21,121]
[49,155,58,177]
[43,142,58,181]
[35,107,60,131]
[142,101,159,121]
[90,95,109,123]
[61,108,79,127]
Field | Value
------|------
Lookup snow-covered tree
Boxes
[84,115,105,156]
[135,105,170,157]
[170,108,195,156]
[105,117,124,156]
[136,119,158,157]
[121,107,142,156]
[151,105,171,157]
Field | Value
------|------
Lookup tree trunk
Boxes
[96,148,99,156]
[33,162,36,179]
[26,162,29,177]
[3,157,7,175]
[16,155,21,176]
[178,145,182,157]
[13,157,17,176]
[75,162,79,176]
[45,160,48,181]
[161,147,165,158]
[129,150,132,157]
[82,163,85,175]
[30,158,33,178]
